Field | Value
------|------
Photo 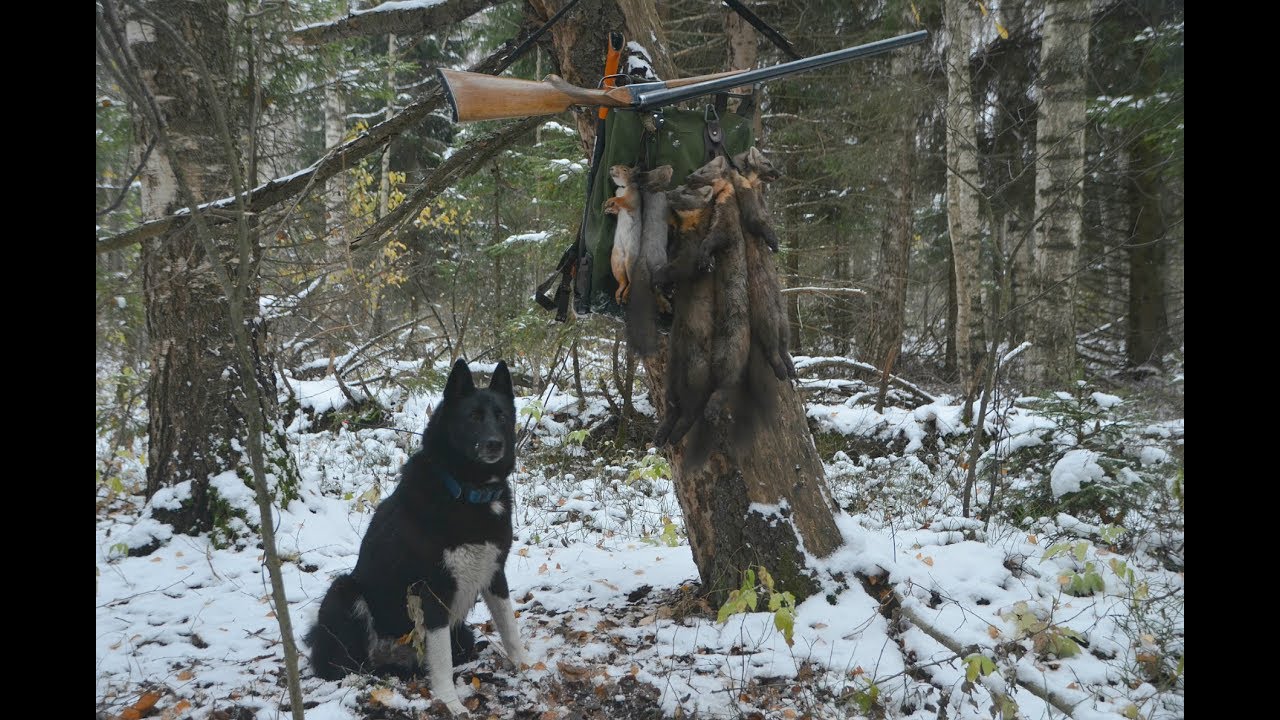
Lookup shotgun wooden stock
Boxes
[437,68,746,123]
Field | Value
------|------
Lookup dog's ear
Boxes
[444,358,475,398]
[489,360,514,399]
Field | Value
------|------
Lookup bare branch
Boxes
[291,0,508,46]
[96,25,540,255]
[350,115,544,250]
[780,285,867,296]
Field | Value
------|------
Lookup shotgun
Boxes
[438,29,928,123]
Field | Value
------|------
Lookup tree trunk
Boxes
[324,75,347,243]
[547,0,844,604]
[862,11,919,381]
[526,0,638,155]
[1027,0,1089,389]
[785,220,803,356]
[944,0,986,413]
[1125,139,1169,370]
[131,0,294,535]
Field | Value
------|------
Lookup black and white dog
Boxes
[307,359,530,714]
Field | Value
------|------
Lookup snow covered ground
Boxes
[96,358,1183,719]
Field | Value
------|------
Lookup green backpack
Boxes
[536,103,755,320]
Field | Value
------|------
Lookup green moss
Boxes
[208,484,250,550]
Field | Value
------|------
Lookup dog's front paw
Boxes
[508,649,532,671]
[438,694,468,716]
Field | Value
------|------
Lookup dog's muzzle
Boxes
[477,439,505,464]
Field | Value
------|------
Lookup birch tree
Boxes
[1028,0,1089,388]
[945,0,986,415]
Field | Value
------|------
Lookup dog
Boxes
[307,358,530,714]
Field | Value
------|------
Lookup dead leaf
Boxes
[538,563,549,574]
[176,669,193,681]
[1027,534,1038,544]
[987,626,1001,639]
[634,569,645,575]
[463,696,481,711]
[556,660,595,682]
[630,664,640,677]
[656,606,674,620]
[597,579,619,591]
[135,691,161,713]
[533,661,548,671]
[472,676,482,689]
[517,547,530,557]
[370,687,395,706]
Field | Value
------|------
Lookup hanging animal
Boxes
[731,147,781,252]
[732,148,796,380]
[687,159,751,426]
[652,183,716,452]
[625,165,674,357]
[603,163,642,303]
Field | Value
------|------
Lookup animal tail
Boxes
[307,574,370,680]
[733,343,781,454]
[626,260,660,357]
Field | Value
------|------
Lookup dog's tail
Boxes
[307,574,371,680]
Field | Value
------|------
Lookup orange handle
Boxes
[598,33,623,120]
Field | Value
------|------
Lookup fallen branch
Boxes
[896,599,1079,719]
[794,356,936,405]
[780,285,867,296]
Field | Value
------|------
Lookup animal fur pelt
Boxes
[654,150,793,462]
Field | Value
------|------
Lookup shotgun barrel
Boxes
[437,29,928,123]
[633,30,927,110]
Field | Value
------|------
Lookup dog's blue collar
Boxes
[440,470,506,504]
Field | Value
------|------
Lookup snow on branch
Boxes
[97,30,532,255]
[291,0,507,45]
[780,285,867,296]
